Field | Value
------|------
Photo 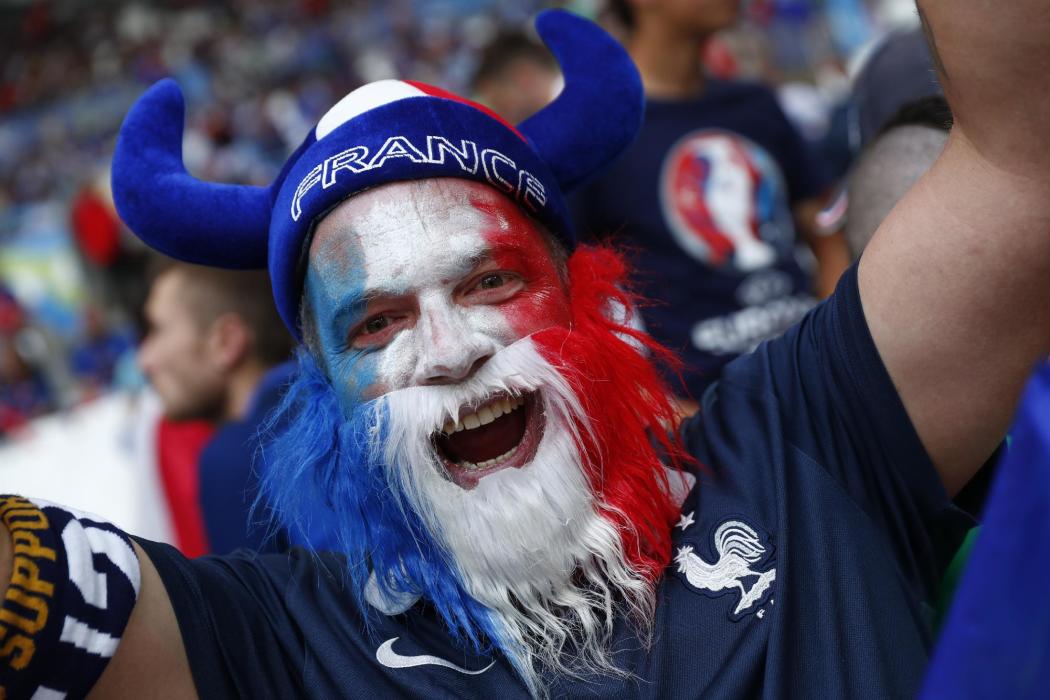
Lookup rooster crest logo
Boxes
[675,519,776,618]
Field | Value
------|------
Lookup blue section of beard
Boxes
[255,350,507,657]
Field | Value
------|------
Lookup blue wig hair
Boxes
[256,350,513,657]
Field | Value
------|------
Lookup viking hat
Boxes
[111,10,642,337]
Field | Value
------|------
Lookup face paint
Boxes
[304,179,573,487]
[306,179,570,400]
[275,240,689,695]
[470,192,571,337]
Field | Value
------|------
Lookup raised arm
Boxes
[859,0,1050,495]
[0,499,194,698]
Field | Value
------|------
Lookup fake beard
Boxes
[260,246,688,694]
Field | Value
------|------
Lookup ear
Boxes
[206,313,252,371]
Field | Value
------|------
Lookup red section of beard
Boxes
[531,245,695,583]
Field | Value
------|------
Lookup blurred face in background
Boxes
[475,58,561,124]
[138,269,227,421]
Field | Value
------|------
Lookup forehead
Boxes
[308,179,537,286]
[148,270,188,317]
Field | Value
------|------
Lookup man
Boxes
[844,96,952,259]
[848,27,942,156]
[140,262,295,553]
[574,0,851,400]
[1,5,1049,698]
[471,29,561,123]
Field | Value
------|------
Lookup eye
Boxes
[361,315,391,336]
[348,311,410,349]
[460,270,523,304]
[477,273,508,290]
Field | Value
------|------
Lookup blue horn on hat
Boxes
[111,79,273,269]
[519,10,643,192]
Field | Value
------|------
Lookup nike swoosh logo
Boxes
[376,637,494,675]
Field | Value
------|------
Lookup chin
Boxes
[162,398,221,423]
[377,335,653,690]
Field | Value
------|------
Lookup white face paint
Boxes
[299,183,664,692]
[304,178,571,406]
[304,178,573,490]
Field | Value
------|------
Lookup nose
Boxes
[413,300,494,385]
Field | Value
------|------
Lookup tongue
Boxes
[437,407,527,464]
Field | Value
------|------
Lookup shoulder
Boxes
[136,539,363,694]
[138,538,353,620]
[252,361,298,417]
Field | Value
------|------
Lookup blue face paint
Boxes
[302,180,528,409]
[303,218,380,410]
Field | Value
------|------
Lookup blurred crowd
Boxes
[1,0,553,431]
[1,0,929,550]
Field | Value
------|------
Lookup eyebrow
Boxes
[325,238,529,333]
[330,291,372,335]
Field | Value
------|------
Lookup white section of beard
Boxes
[377,337,651,688]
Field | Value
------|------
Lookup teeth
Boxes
[457,444,519,471]
[442,394,526,435]
[477,405,496,426]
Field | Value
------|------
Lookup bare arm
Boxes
[859,0,1050,495]
[0,517,195,698]
[88,542,197,699]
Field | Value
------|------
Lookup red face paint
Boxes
[471,194,693,578]
[470,193,572,338]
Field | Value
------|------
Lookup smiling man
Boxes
[2,4,1050,699]
[283,176,684,686]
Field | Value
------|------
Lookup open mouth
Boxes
[433,391,544,489]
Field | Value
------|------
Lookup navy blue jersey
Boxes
[198,362,296,555]
[572,80,831,398]
[136,266,971,698]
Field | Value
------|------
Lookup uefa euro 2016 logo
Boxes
[660,130,793,272]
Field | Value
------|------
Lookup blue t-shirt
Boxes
[572,80,829,398]
[137,266,971,698]
[198,362,296,555]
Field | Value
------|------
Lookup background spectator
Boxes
[573,0,851,404]
[139,261,294,553]
[471,29,561,123]
[844,95,950,258]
